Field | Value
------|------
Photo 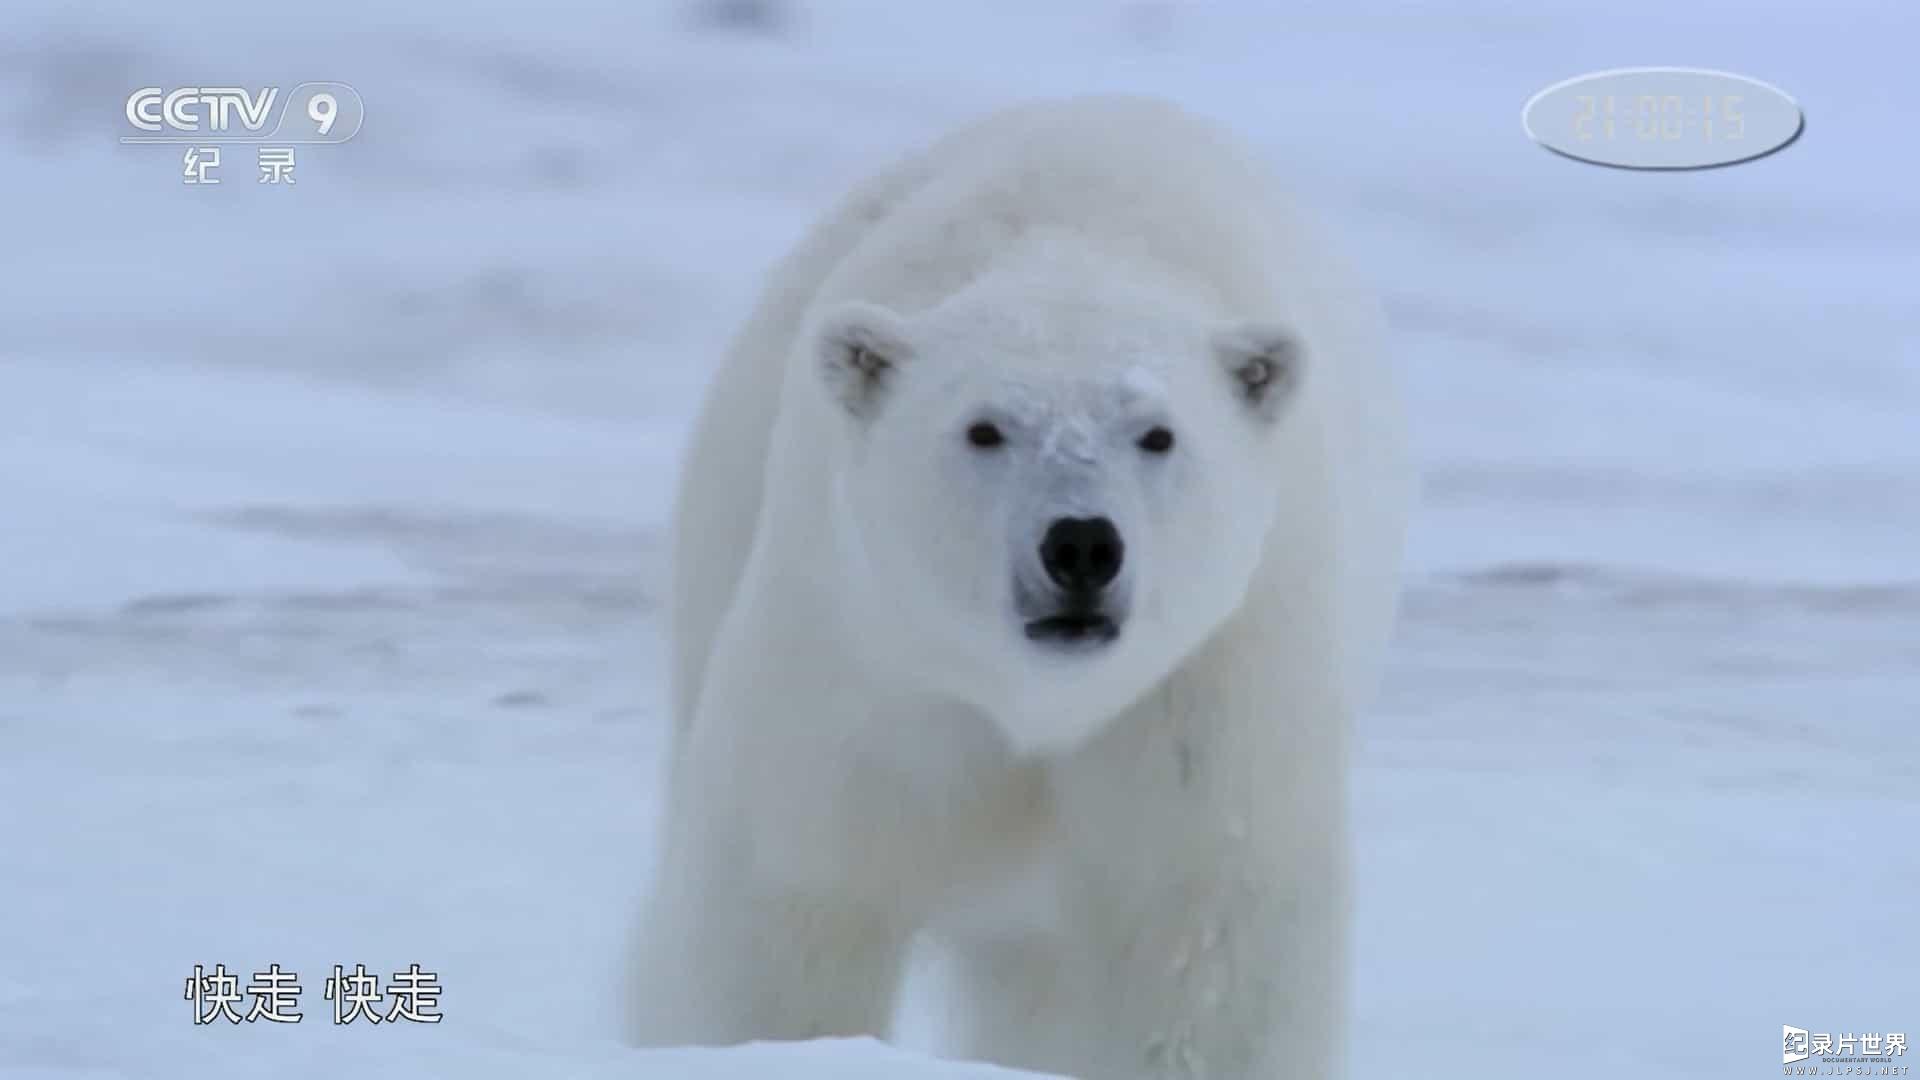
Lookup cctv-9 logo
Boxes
[120,81,364,143]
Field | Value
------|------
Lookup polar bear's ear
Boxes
[1211,323,1304,422]
[816,302,916,420]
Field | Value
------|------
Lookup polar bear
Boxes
[624,96,1410,1079]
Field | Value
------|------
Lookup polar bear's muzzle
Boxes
[1017,515,1128,649]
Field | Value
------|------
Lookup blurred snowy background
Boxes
[1,0,1915,1076]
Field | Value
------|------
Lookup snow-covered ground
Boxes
[2,1,1916,1076]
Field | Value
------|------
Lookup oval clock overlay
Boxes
[1522,67,1803,169]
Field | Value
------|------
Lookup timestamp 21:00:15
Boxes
[1574,94,1745,142]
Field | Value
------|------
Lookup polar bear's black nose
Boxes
[1040,516,1125,593]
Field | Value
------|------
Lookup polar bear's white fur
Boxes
[624,97,1410,1079]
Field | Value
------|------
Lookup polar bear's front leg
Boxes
[1047,668,1352,1078]
[1054,857,1346,1079]
[624,805,910,1047]
[627,574,919,1047]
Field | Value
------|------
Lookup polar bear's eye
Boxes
[1137,426,1176,454]
[966,421,1006,449]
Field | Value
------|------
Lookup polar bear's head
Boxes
[810,285,1306,755]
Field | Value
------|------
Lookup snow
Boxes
[3,1,1916,1077]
